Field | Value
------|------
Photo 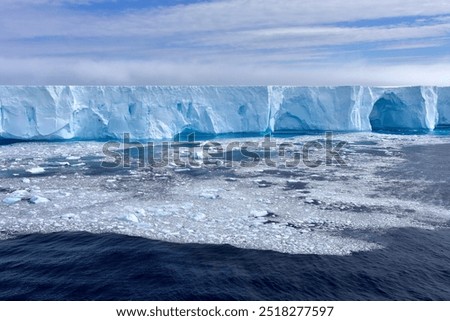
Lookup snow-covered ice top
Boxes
[0,86,449,140]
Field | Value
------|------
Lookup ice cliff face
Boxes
[0,86,269,140]
[0,86,448,140]
[437,87,450,127]
[369,87,438,131]
[269,86,376,132]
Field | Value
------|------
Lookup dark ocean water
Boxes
[1,133,449,301]
[0,227,450,301]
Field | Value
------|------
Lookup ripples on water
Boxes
[0,228,450,301]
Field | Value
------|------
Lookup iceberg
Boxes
[0,85,448,141]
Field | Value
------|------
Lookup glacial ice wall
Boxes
[437,87,450,127]
[0,86,448,140]
[270,86,378,132]
[0,86,269,140]
[369,87,438,131]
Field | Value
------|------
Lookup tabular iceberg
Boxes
[0,86,448,141]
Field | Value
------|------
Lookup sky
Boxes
[0,0,450,85]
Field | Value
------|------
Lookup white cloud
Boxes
[1,0,450,84]
[1,57,450,86]
[3,0,450,38]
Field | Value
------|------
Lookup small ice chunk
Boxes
[251,210,268,217]
[305,198,321,205]
[118,213,139,223]
[199,192,219,199]
[66,156,81,160]
[10,190,31,199]
[199,189,221,199]
[192,212,206,221]
[26,167,45,174]
[22,178,31,184]
[71,163,86,167]
[148,208,171,216]
[29,196,50,204]
[2,197,22,205]
[180,202,194,210]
